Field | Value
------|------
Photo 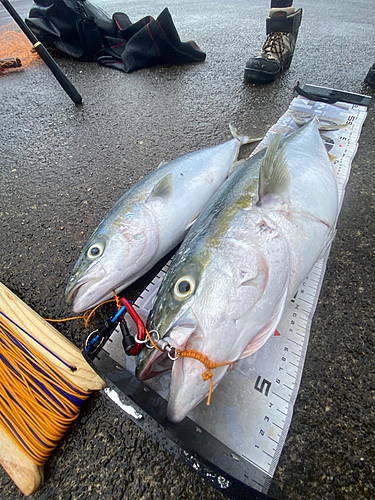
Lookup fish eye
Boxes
[87,242,104,259]
[174,275,196,300]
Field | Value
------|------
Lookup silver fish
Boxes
[137,119,338,423]
[65,127,261,312]
[289,110,348,130]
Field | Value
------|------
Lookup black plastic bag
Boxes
[25,2,206,70]
[96,8,206,73]
[25,0,116,61]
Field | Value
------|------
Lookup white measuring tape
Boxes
[104,96,368,494]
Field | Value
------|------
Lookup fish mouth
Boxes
[65,264,108,312]
[136,325,197,382]
[65,282,84,306]
[136,311,200,382]
[136,346,173,381]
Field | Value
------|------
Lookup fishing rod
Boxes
[0,0,82,104]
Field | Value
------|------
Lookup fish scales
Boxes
[137,119,338,423]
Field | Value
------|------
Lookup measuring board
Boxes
[92,92,369,498]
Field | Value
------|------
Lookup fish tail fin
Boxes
[258,131,291,203]
[229,123,241,139]
[229,123,263,146]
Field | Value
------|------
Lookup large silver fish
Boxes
[65,128,260,312]
[137,119,338,423]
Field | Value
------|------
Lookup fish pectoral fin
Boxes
[239,283,289,359]
[147,173,173,202]
[237,264,261,288]
[258,132,291,203]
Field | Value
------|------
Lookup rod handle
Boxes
[0,0,82,104]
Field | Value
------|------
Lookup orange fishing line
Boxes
[176,349,233,405]
[0,23,40,68]
[145,329,163,352]
[0,315,92,466]
[45,298,117,327]
[45,290,121,327]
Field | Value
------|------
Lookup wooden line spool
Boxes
[0,282,106,495]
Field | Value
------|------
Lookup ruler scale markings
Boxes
[298,313,309,322]
[272,422,283,430]
[298,297,314,306]
[263,451,274,459]
[283,384,293,391]
[287,338,304,348]
[276,410,287,419]
[272,391,289,403]
[268,437,278,444]
[242,455,270,474]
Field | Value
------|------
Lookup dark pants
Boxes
[271,0,293,7]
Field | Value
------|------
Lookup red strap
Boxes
[118,297,145,355]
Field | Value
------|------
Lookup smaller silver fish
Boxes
[290,110,348,130]
[66,126,262,312]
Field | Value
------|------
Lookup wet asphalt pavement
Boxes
[1,0,375,499]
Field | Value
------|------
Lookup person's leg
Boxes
[244,1,302,84]
[364,63,375,88]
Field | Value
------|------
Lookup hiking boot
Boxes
[364,63,375,88]
[244,8,302,84]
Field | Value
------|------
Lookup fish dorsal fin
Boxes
[147,173,173,202]
[185,215,198,231]
[258,131,291,203]
[156,160,169,169]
